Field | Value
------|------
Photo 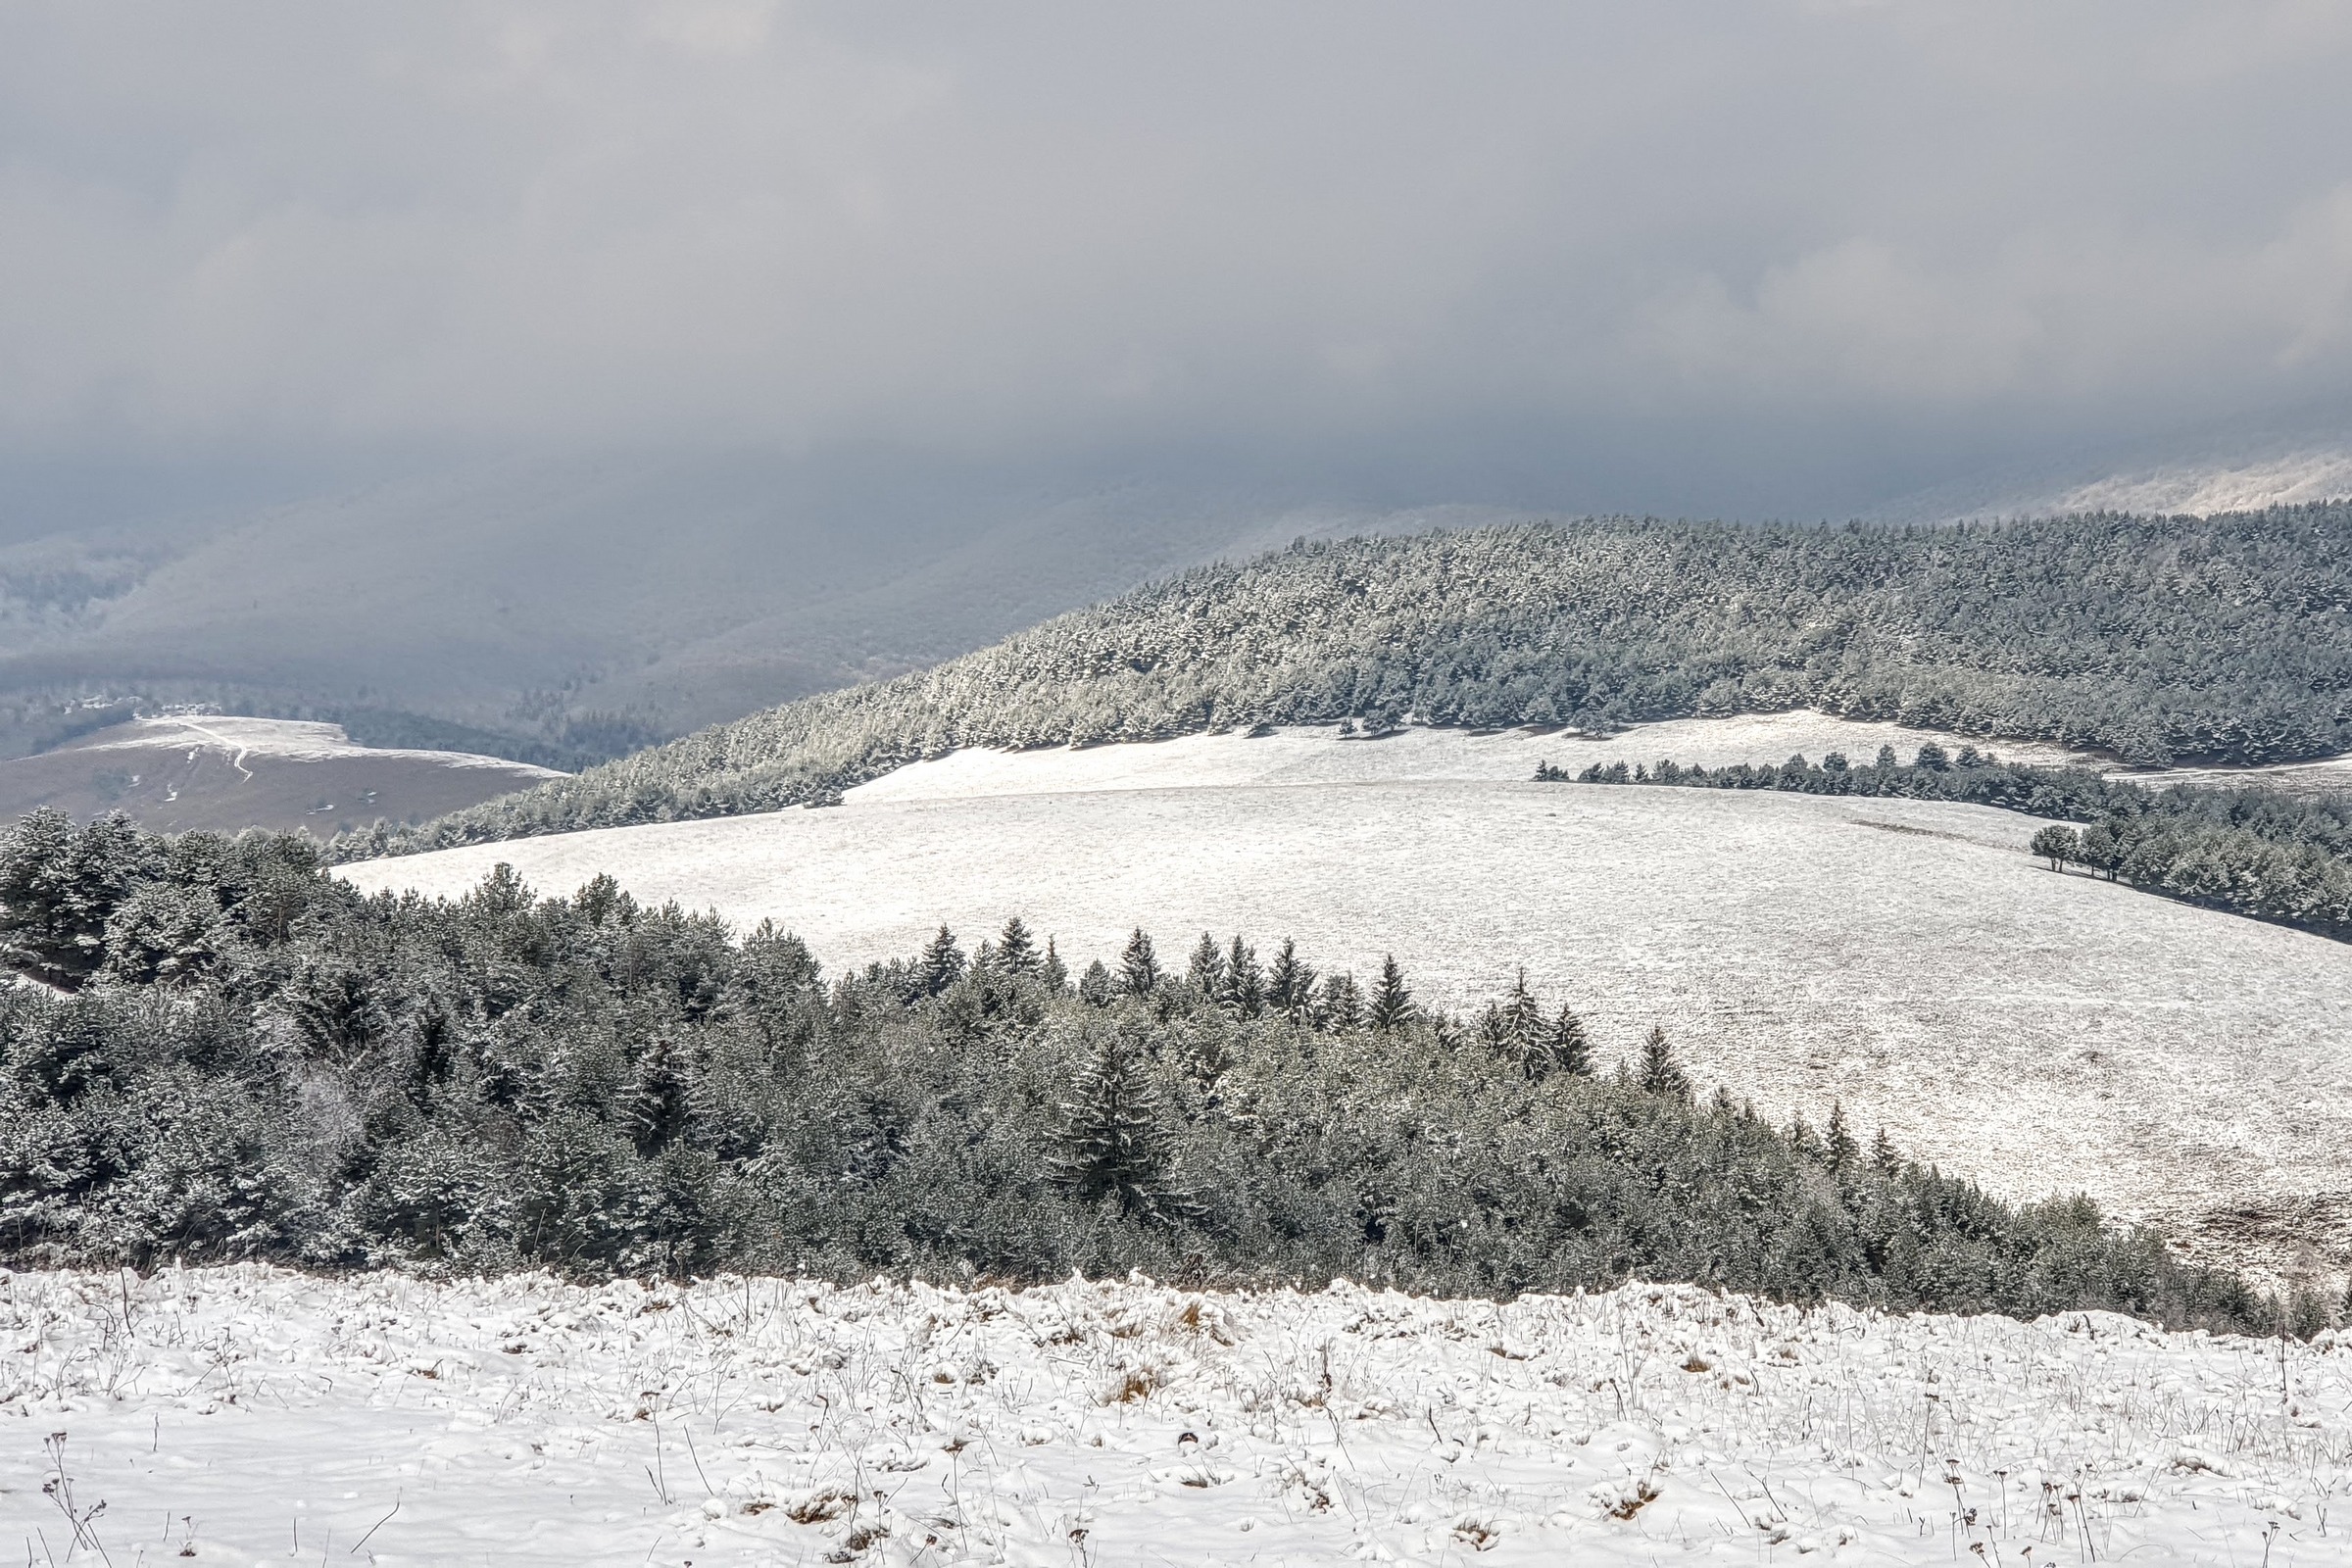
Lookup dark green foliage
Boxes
[2032,824,2082,870]
[1049,1033,1196,1225]
[356,507,2352,857]
[1564,750,2352,939]
[918,926,965,996]
[0,812,2281,1334]
[1636,1024,1691,1102]
[1369,955,1414,1032]
[1119,928,1161,996]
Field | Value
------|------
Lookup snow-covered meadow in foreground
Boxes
[339,714,2352,1278]
[7,1265,2350,1567]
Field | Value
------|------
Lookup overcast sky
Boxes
[8,1,2352,517]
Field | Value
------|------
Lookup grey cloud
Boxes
[5,1,2352,514]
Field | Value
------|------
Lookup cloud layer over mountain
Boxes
[10,2,2352,517]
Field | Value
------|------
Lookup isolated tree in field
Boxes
[1369,955,1415,1032]
[1637,1024,1690,1102]
[2031,825,2081,871]
[1119,928,1161,996]
[1050,1034,1195,1223]
[995,916,1040,978]
[919,926,966,996]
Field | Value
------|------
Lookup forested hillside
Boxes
[1552,745,2352,940]
[350,506,2352,855]
[0,809,2286,1330]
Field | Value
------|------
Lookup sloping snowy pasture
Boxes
[4,1266,2348,1566]
[340,721,2352,1278]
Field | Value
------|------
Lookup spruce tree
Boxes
[997,916,1041,978]
[1078,958,1116,1006]
[1222,935,1263,1019]
[1187,932,1224,997]
[1871,1126,1901,1177]
[1548,1005,1592,1077]
[1266,938,1317,1023]
[1825,1102,1858,1175]
[919,926,966,996]
[1320,971,1363,1030]
[1636,1024,1690,1101]
[1119,928,1161,996]
[1502,969,1543,1049]
[1040,938,1069,994]
[1049,1034,1195,1223]
[1368,956,1414,1032]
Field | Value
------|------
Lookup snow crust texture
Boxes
[5,1266,2348,1566]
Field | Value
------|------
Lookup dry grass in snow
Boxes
[5,1265,2350,1566]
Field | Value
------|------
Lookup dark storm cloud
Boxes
[5,1,2352,514]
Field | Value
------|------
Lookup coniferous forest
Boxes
[0,808,2293,1333]
[349,507,2352,857]
[1550,746,2352,939]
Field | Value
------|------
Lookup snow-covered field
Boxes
[6,1265,2348,1567]
[340,717,2352,1278]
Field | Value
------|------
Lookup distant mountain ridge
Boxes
[349,504,2352,857]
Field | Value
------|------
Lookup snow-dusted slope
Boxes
[0,714,564,835]
[337,719,2352,1277]
[5,1266,2346,1566]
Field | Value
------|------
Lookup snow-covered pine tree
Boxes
[1548,1004,1592,1077]
[1187,932,1224,996]
[919,926,966,996]
[1041,938,1069,994]
[1266,938,1318,1023]
[1049,1033,1196,1223]
[1119,928,1161,996]
[1222,935,1263,1019]
[1636,1023,1690,1101]
[1078,958,1116,1006]
[1825,1102,1858,1174]
[1319,971,1362,1030]
[996,916,1041,978]
[1368,955,1414,1032]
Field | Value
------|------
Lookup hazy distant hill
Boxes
[0,715,563,835]
[0,456,1478,766]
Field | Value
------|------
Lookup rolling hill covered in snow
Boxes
[357,506,2352,857]
[339,717,2352,1283]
